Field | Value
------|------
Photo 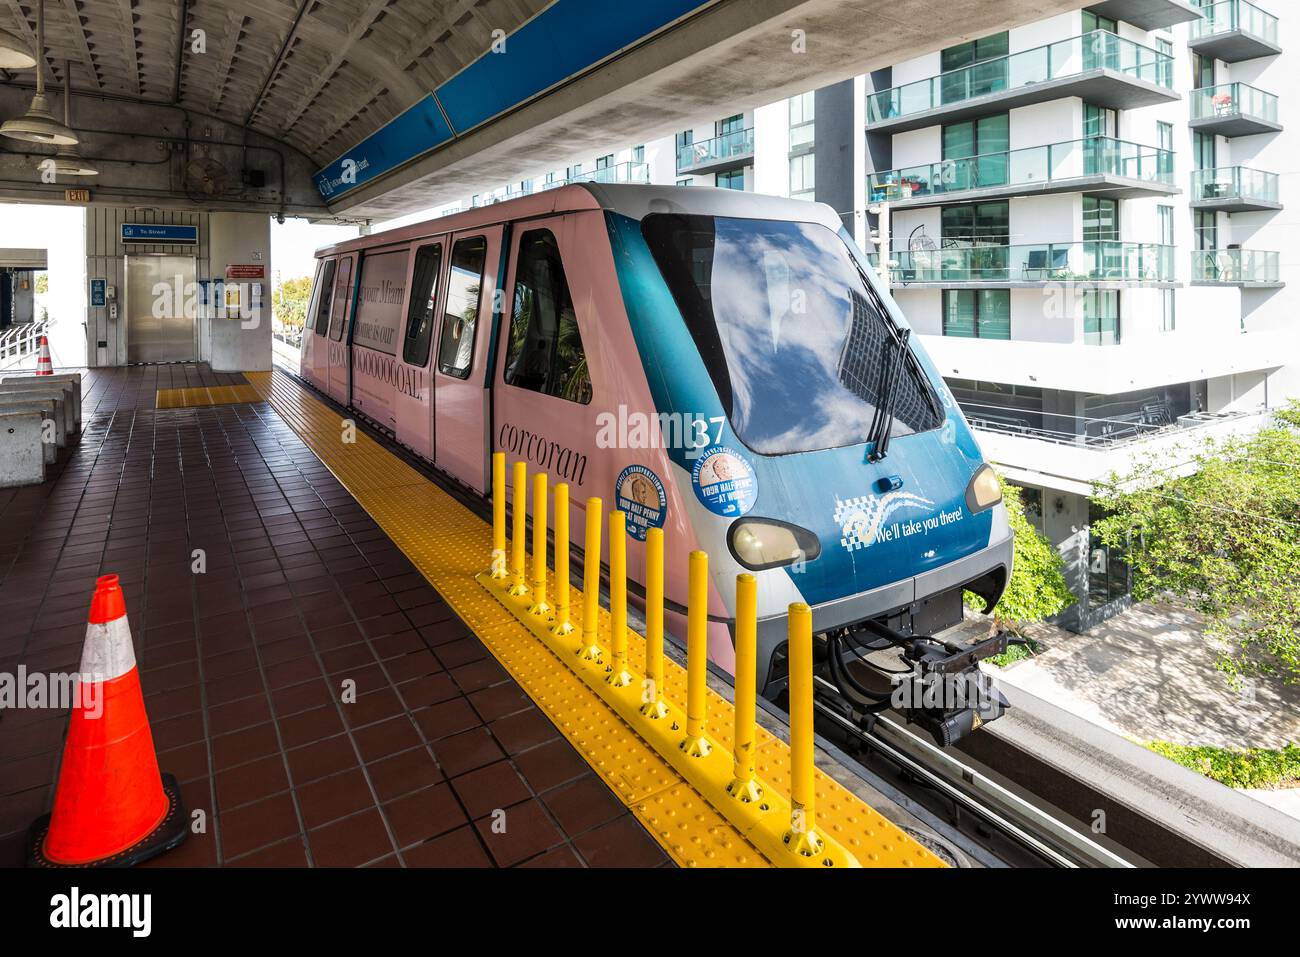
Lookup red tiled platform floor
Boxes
[0,367,669,868]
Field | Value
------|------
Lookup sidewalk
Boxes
[985,601,1300,819]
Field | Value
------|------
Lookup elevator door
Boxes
[125,255,197,363]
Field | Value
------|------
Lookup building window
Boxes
[1192,52,1213,88]
[943,290,1010,339]
[567,163,583,178]
[676,178,692,187]
[1083,103,1117,139]
[716,114,745,137]
[1194,209,1217,250]
[1156,121,1174,154]
[1082,11,1118,33]
[1192,131,1215,171]
[632,145,645,164]
[596,154,613,170]
[940,32,1008,72]
[504,229,592,404]
[675,131,693,153]
[941,201,1009,244]
[943,114,1009,185]
[1082,290,1120,345]
[1083,196,1119,241]
[789,91,815,150]
[1088,502,1129,607]
[1160,289,1175,332]
[544,171,558,185]
[716,169,745,190]
[1158,205,1174,246]
[1155,37,1174,86]
[789,153,815,198]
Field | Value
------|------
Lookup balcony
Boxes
[1084,0,1203,31]
[1191,249,1283,287]
[1189,166,1281,212]
[1189,82,1281,137]
[865,32,1176,134]
[1188,0,1281,62]
[675,128,754,176]
[887,241,1174,287]
[868,137,1176,207]
[539,162,651,190]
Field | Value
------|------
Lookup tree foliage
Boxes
[1093,401,1300,686]
[967,478,1075,632]
[273,275,313,334]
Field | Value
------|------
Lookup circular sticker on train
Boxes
[616,465,667,541]
[691,446,757,517]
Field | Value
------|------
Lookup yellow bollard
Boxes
[490,452,508,578]
[577,497,603,661]
[528,473,551,616]
[639,527,668,718]
[783,602,824,858]
[680,550,712,757]
[551,483,574,636]
[727,573,762,802]
[508,461,529,597]
[606,511,633,687]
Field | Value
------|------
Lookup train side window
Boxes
[312,259,337,336]
[328,257,353,341]
[504,229,592,404]
[402,243,443,367]
[436,236,488,379]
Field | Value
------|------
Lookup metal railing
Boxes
[1189,0,1279,46]
[1190,165,1280,204]
[676,127,755,172]
[866,31,1173,124]
[0,319,47,370]
[1190,82,1279,125]
[539,162,651,190]
[888,241,1175,283]
[1192,248,1281,283]
[868,137,1173,202]
[958,399,1256,449]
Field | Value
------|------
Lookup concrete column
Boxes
[208,212,272,372]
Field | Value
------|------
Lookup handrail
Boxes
[676,127,755,171]
[1191,248,1281,283]
[869,136,1173,202]
[866,31,1174,124]
[958,399,1257,449]
[1190,165,1280,203]
[887,241,1175,283]
[0,319,48,369]
[1190,81,1279,124]
[1189,0,1279,46]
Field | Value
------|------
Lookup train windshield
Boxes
[641,214,943,455]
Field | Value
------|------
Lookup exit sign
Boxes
[65,188,91,203]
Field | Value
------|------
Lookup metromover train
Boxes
[300,184,1014,745]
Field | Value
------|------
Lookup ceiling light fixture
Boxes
[0,0,78,146]
[51,60,97,175]
[0,24,36,69]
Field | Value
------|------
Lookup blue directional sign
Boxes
[90,278,106,307]
[120,223,198,246]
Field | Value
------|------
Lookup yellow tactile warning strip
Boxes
[244,370,943,869]
[155,384,262,408]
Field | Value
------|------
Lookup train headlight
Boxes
[965,464,1003,513]
[727,519,821,571]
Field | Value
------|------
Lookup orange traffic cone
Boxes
[35,334,53,375]
[27,575,188,867]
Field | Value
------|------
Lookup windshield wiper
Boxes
[867,326,909,462]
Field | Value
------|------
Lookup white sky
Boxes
[271,205,449,284]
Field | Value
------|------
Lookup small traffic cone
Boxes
[35,334,53,375]
[27,575,188,867]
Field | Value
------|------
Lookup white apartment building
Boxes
[388,1,1295,628]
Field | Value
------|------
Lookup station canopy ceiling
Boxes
[0,0,546,172]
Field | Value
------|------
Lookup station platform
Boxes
[0,363,941,869]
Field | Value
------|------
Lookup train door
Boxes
[393,235,447,460]
[300,257,333,390]
[493,216,601,546]
[324,251,357,405]
[432,227,501,493]
[349,242,410,432]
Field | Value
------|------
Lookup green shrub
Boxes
[1145,740,1300,789]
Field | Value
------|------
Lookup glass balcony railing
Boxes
[1190,82,1279,125]
[866,31,1173,124]
[676,128,755,172]
[539,162,651,190]
[1190,165,1280,204]
[1189,0,1279,46]
[1192,248,1281,283]
[887,241,1174,283]
[868,137,1173,202]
